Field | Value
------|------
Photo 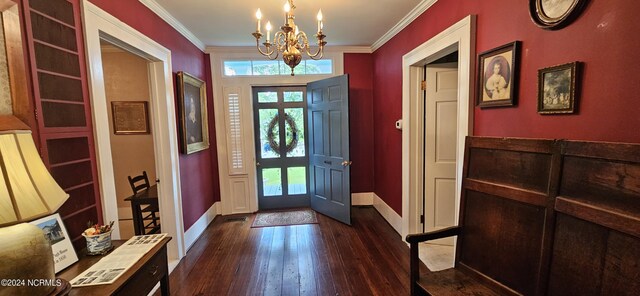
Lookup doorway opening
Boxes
[83,1,185,265]
[253,86,309,210]
[401,15,476,268]
[99,41,159,239]
[419,52,459,271]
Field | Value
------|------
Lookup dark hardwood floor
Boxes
[164,207,417,296]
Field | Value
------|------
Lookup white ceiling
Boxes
[151,0,424,47]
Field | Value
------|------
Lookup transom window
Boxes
[223,59,332,76]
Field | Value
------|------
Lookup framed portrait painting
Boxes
[29,213,78,273]
[538,61,580,114]
[477,41,520,108]
[177,71,209,154]
[529,0,589,30]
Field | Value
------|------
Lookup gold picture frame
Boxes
[537,61,580,114]
[177,71,209,154]
[111,101,150,135]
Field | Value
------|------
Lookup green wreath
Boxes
[267,113,299,155]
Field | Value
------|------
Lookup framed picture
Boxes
[111,101,150,134]
[30,213,78,273]
[477,41,520,108]
[529,0,590,30]
[177,71,209,154]
[538,61,580,114]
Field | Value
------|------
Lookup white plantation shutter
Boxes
[224,89,245,175]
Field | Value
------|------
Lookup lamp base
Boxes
[0,223,56,296]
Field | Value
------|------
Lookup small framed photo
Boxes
[30,213,78,273]
[111,101,150,134]
[529,0,589,30]
[538,61,580,114]
[177,71,209,154]
[477,41,521,108]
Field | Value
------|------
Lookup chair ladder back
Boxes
[128,171,150,195]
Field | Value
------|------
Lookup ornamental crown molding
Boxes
[371,0,438,52]
[138,0,206,51]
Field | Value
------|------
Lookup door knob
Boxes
[256,162,261,167]
[341,160,352,166]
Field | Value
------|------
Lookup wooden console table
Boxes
[59,237,171,296]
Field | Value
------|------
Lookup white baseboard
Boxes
[352,192,374,205]
[373,193,403,235]
[184,201,220,251]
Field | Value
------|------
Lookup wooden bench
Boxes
[407,137,640,296]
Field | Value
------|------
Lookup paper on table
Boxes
[70,233,167,287]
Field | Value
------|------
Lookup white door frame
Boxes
[207,47,345,215]
[401,15,476,239]
[81,1,186,264]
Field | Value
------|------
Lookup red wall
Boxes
[344,54,375,193]
[89,0,220,229]
[373,0,640,215]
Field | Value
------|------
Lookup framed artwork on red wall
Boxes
[177,71,209,154]
[529,0,590,30]
[537,61,581,114]
[477,41,521,108]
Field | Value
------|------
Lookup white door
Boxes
[424,63,458,245]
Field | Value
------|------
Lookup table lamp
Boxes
[0,126,71,296]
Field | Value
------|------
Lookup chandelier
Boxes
[252,0,326,76]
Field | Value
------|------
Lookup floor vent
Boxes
[224,216,248,223]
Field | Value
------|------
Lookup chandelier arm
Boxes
[255,39,278,59]
[274,31,287,51]
[305,44,325,60]
[296,32,309,50]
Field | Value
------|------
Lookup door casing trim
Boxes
[401,15,476,240]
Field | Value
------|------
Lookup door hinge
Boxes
[420,81,427,91]
[420,214,425,224]
[34,108,39,121]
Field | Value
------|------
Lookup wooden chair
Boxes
[128,170,151,194]
[127,171,160,235]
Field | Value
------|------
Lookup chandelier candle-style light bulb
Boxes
[251,0,327,76]
[256,9,262,32]
[284,2,290,25]
[266,21,272,42]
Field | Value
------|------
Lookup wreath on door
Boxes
[267,113,299,155]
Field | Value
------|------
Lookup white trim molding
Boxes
[372,0,438,52]
[184,202,220,251]
[352,192,374,206]
[373,194,403,235]
[401,15,476,240]
[138,0,206,51]
[208,47,344,215]
[82,0,186,263]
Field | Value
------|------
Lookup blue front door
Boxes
[253,86,310,210]
[307,75,351,225]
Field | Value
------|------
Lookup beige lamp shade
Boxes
[0,130,69,226]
